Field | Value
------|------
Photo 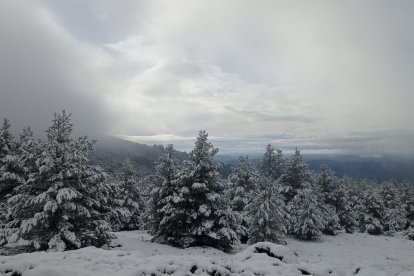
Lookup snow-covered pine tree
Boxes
[8,111,113,251]
[229,155,258,212]
[155,130,240,250]
[317,165,338,206]
[0,127,42,246]
[116,160,143,230]
[0,118,14,162]
[335,182,359,233]
[380,184,407,234]
[227,155,258,242]
[0,118,17,231]
[281,148,310,202]
[260,145,285,180]
[0,118,17,200]
[150,144,179,238]
[400,183,414,228]
[358,189,386,235]
[405,225,414,241]
[246,177,289,244]
[316,165,341,235]
[290,187,329,240]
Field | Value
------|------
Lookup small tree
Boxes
[290,187,329,240]
[260,145,285,180]
[0,118,17,200]
[281,148,310,202]
[358,190,386,235]
[335,182,359,233]
[116,160,143,230]
[8,111,113,251]
[246,177,289,244]
[316,166,341,235]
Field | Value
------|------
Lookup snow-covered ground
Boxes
[0,231,413,276]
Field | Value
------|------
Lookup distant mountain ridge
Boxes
[89,136,188,175]
[91,137,414,181]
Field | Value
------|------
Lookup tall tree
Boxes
[8,111,113,251]
[150,144,179,239]
[154,130,240,250]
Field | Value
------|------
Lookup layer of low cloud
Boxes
[0,0,413,155]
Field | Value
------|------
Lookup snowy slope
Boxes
[287,232,414,276]
[0,231,413,276]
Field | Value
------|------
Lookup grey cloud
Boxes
[1,0,413,156]
[0,1,112,137]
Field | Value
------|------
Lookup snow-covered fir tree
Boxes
[281,148,310,202]
[335,182,359,233]
[316,166,341,235]
[0,127,43,246]
[246,177,289,244]
[290,187,329,240]
[317,165,338,206]
[400,183,414,227]
[154,130,240,250]
[0,118,17,200]
[260,145,285,180]
[7,111,113,251]
[227,155,258,242]
[0,118,17,231]
[150,144,179,239]
[380,184,407,234]
[114,160,143,230]
[358,189,386,235]
[229,156,258,212]
[0,118,14,162]
[405,225,414,241]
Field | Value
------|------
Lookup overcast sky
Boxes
[1,0,413,155]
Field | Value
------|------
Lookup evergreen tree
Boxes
[0,118,14,162]
[358,189,386,235]
[228,156,258,212]
[260,145,285,180]
[119,160,143,230]
[316,166,341,235]
[335,182,359,233]
[154,130,240,250]
[8,111,113,251]
[290,188,329,240]
[380,184,407,234]
[281,148,310,202]
[317,165,337,206]
[150,144,179,238]
[0,127,42,246]
[0,118,17,200]
[228,155,258,242]
[401,183,414,228]
[405,225,414,241]
[246,177,289,244]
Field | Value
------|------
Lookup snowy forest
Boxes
[1,111,414,255]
